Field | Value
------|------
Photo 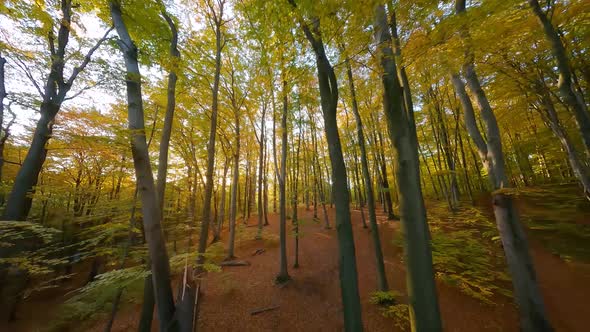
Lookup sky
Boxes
[0,6,172,142]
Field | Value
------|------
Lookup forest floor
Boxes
[4,199,590,331]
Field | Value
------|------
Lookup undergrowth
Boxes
[382,304,410,330]
[393,202,512,304]
[369,290,400,307]
[515,186,590,262]
[369,291,409,329]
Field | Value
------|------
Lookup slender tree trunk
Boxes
[257,104,267,238]
[452,3,552,327]
[454,71,552,330]
[529,0,590,155]
[536,89,590,199]
[110,3,177,331]
[227,113,240,260]
[138,12,180,330]
[374,5,441,330]
[289,7,363,329]
[197,4,224,268]
[345,56,388,291]
[213,158,230,242]
[292,125,302,268]
[276,75,290,282]
[311,120,330,229]
[157,10,179,223]
[376,131,396,219]
[263,140,270,226]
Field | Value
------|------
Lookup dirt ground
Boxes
[4,205,590,331]
[195,207,590,332]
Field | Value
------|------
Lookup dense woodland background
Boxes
[0,0,589,331]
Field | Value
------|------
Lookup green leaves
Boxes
[393,201,512,303]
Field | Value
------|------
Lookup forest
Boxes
[0,0,589,331]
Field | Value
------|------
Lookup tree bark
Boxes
[276,75,290,282]
[374,5,442,330]
[197,1,224,268]
[289,4,363,329]
[345,56,388,291]
[529,0,590,155]
[256,102,267,238]
[110,2,177,330]
[138,12,180,331]
[157,10,180,221]
[452,3,552,329]
[227,109,240,259]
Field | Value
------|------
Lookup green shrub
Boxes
[369,290,401,307]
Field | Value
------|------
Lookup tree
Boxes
[344,53,388,292]
[138,7,181,331]
[451,1,552,330]
[197,0,227,269]
[373,3,442,330]
[110,1,177,330]
[2,0,112,221]
[528,0,590,157]
[288,1,363,330]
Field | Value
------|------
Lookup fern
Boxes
[382,304,410,330]
[369,290,401,306]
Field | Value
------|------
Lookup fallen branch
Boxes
[252,248,265,256]
[219,260,250,267]
[250,305,280,315]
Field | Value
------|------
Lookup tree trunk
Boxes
[197,3,224,268]
[110,3,177,330]
[138,13,180,331]
[374,5,442,330]
[452,3,553,327]
[292,123,302,268]
[257,103,267,239]
[345,56,388,291]
[227,112,240,260]
[276,75,290,282]
[290,7,363,329]
[214,158,230,242]
[156,10,180,221]
[3,110,53,220]
[529,0,590,155]
[536,88,590,199]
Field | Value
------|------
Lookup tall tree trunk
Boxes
[110,2,177,330]
[0,53,8,190]
[452,3,552,328]
[310,114,330,228]
[197,2,224,268]
[463,65,551,331]
[214,158,230,242]
[227,111,240,260]
[257,103,267,238]
[345,56,388,291]
[535,86,590,199]
[276,75,290,282]
[289,5,363,329]
[377,131,396,219]
[139,11,180,330]
[292,121,302,268]
[156,10,180,223]
[374,5,442,330]
[263,140,270,226]
[529,0,590,155]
